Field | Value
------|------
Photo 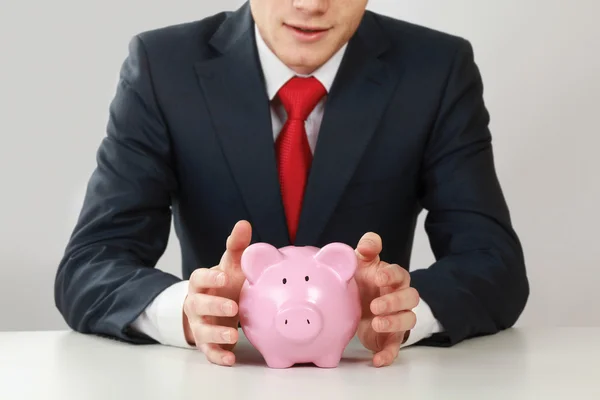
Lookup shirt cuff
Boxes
[401,297,444,347]
[129,280,195,349]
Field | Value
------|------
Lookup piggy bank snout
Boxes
[275,304,323,343]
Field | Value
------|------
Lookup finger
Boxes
[193,323,239,346]
[370,287,419,315]
[199,343,236,366]
[353,260,379,287]
[374,263,410,289]
[185,293,238,318]
[221,220,252,269]
[372,310,417,333]
[355,232,382,267]
[189,268,228,292]
[373,334,402,367]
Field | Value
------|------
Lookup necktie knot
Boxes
[277,76,327,121]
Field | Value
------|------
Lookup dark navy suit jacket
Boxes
[55,3,529,347]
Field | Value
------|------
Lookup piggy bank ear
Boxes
[314,243,357,282]
[241,243,284,284]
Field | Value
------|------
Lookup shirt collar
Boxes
[254,24,347,100]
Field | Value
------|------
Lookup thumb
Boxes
[221,220,252,270]
[355,232,382,268]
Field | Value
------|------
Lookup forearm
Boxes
[410,245,528,346]
[55,244,182,343]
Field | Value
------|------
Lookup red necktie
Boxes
[275,76,327,243]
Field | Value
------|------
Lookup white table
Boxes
[1,328,598,399]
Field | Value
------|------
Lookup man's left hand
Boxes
[354,232,419,367]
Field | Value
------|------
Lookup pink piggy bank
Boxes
[238,242,361,368]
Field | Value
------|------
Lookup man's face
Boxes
[250,0,369,75]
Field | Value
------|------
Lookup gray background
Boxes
[1,0,598,332]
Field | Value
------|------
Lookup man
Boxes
[54,0,529,367]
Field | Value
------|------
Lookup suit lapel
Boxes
[194,4,290,248]
[295,13,401,246]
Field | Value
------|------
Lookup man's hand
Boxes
[183,220,252,366]
[354,232,419,367]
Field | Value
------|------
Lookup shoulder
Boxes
[125,11,232,63]
[372,11,466,43]
[368,10,472,52]
[365,11,475,69]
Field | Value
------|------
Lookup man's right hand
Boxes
[182,220,252,366]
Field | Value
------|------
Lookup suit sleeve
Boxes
[54,35,182,343]
[410,39,529,346]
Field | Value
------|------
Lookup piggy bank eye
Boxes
[305,276,309,281]
[282,278,287,284]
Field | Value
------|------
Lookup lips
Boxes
[289,25,327,34]
[285,23,330,42]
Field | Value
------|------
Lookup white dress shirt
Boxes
[130,25,443,349]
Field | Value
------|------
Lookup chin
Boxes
[281,52,327,74]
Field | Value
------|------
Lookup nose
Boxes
[276,304,323,342]
[292,0,329,14]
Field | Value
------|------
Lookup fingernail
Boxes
[375,300,386,313]
[216,273,225,286]
[222,354,234,365]
[222,302,233,315]
[222,330,231,343]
